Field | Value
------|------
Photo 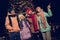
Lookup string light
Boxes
[9,0,34,13]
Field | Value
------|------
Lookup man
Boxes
[5,8,20,40]
[36,4,52,40]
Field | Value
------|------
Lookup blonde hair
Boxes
[18,13,25,21]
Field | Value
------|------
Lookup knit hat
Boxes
[25,8,32,14]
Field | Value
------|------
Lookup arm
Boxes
[44,4,53,17]
[44,9,52,17]
[5,16,13,30]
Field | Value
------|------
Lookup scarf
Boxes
[27,14,39,31]
[40,10,46,28]
[19,19,30,29]
[8,14,17,26]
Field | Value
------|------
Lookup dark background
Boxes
[0,0,60,37]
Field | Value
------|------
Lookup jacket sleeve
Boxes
[5,16,12,30]
[44,9,53,17]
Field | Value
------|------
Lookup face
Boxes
[19,15,25,20]
[11,10,15,15]
[36,7,42,12]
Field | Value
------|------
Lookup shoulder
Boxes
[44,12,48,16]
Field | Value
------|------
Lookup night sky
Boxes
[32,0,60,25]
[0,0,60,36]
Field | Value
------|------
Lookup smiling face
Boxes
[36,7,44,16]
[36,7,42,13]
[19,14,25,20]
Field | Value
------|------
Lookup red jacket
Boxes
[27,14,39,32]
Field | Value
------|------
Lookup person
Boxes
[5,8,20,40]
[25,7,43,40]
[18,14,32,40]
[36,4,53,40]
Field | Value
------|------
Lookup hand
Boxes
[12,28,20,32]
[47,3,51,9]
[8,27,13,31]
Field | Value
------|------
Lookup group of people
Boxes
[5,4,53,40]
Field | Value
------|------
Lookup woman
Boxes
[36,4,53,40]
[18,14,32,40]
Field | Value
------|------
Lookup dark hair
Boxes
[8,7,14,13]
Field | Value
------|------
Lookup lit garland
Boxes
[9,0,34,13]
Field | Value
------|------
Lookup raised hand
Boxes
[47,3,51,9]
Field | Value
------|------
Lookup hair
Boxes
[35,6,43,14]
[8,7,14,13]
[18,12,24,18]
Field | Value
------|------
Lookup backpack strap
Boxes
[8,15,12,26]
